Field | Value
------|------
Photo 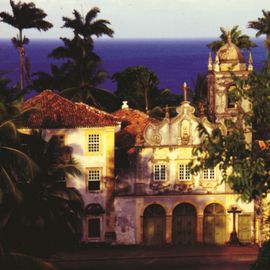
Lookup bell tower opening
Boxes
[207,38,252,124]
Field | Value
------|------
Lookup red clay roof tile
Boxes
[112,108,156,144]
[22,90,119,128]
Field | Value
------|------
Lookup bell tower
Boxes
[207,35,252,124]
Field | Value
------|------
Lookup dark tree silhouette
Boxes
[207,26,256,53]
[0,0,53,90]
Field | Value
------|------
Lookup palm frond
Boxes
[85,7,100,24]
[0,146,38,180]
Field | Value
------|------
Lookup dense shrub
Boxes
[250,240,270,270]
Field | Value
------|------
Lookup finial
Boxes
[227,31,232,44]
[248,51,253,71]
[182,82,188,102]
[122,100,129,109]
[214,55,220,71]
[165,105,169,118]
[208,52,213,71]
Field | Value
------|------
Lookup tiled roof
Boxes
[22,90,119,128]
[112,108,156,144]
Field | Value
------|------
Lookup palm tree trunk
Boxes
[267,34,270,71]
[19,30,25,91]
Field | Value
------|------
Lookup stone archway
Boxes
[143,204,166,246]
[172,203,197,245]
[203,203,226,244]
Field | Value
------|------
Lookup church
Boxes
[112,36,256,245]
[22,37,263,246]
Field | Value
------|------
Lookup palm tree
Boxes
[32,7,117,111]
[0,81,38,264]
[32,36,119,111]
[60,8,114,108]
[191,73,208,117]
[248,10,270,67]
[3,133,84,255]
[62,8,114,42]
[0,0,53,91]
[113,66,181,115]
[207,26,256,53]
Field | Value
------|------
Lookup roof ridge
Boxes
[22,90,119,128]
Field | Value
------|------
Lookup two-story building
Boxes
[21,90,120,243]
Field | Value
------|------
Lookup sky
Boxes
[0,0,268,40]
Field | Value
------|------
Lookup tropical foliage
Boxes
[0,79,36,235]
[113,66,181,116]
[192,69,270,201]
[0,78,42,268]
[0,75,82,269]
[32,7,118,111]
[3,132,84,255]
[0,0,53,90]
[248,10,270,67]
[207,26,256,53]
[250,239,270,270]
[190,73,208,117]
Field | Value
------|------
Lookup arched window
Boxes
[172,203,197,245]
[227,85,237,109]
[203,203,226,244]
[143,204,166,245]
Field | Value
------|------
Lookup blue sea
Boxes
[0,38,266,94]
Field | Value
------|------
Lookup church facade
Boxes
[113,38,258,245]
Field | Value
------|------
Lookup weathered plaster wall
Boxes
[114,193,254,245]
[114,197,137,244]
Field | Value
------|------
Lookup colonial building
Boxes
[21,90,120,243]
[112,38,256,246]
[20,38,263,246]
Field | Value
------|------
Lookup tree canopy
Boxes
[0,0,53,90]
[32,7,117,111]
[192,69,270,201]
[113,66,181,116]
[248,10,270,68]
[207,26,256,53]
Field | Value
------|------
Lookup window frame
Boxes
[153,164,167,181]
[88,133,100,152]
[85,131,103,155]
[86,168,103,192]
[87,216,102,239]
[178,164,191,181]
[227,85,237,109]
[203,167,215,180]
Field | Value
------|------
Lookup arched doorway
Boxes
[172,203,197,245]
[203,203,226,244]
[143,204,166,246]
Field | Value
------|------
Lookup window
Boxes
[179,164,191,180]
[88,218,101,238]
[88,134,100,152]
[88,169,101,191]
[153,164,167,181]
[227,85,237,109]
[203,168,215,180]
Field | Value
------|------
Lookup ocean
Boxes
[0,38,266,94]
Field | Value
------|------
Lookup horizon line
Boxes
[0,37,264,41]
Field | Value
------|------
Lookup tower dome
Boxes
[216,34,245,63]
